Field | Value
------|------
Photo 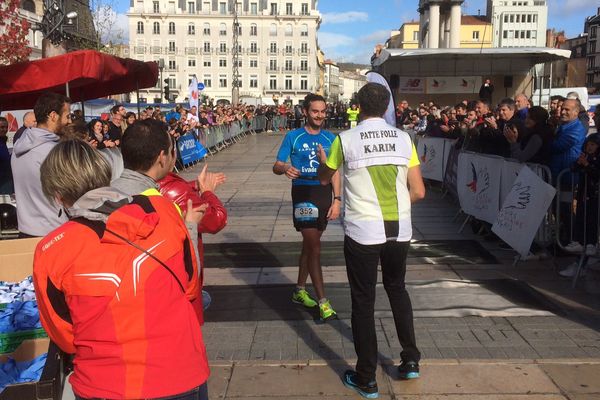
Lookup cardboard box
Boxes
[0,238,64,400]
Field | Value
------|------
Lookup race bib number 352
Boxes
[294,202,319,222]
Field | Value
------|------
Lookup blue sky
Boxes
[112,0,599,63]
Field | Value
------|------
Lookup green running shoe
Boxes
[292,289,318,308]
[319,300,337,321]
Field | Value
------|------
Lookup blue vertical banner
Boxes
[177,133,206,165]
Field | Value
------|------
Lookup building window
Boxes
[188,59,196,67]
[472,31,480,40]
[286,2,292,14]
[219,42,227,52]
[508,30,514,38]
[188,1,195,13]
[220,23,227,35]
[270,42,277,53]
[168,41,176,52]
[250,42,258,53]
[526,30,531,38]
[527,14,532,23]
[300,24,308,37]
[533,14,537,23]
[168,59,176,69]
[269,59,277,71]
[219,2,226,14]
[300,59,308,71]
[300,42,308,53]
[270,2,277,15]
[153,22,160,34]
[204,75,212,88]
[236,60,242,67]
[300,76,308,90]
[270,23,277,36]
[203,23,211,34]
[153,1,159,12]
[250,59,258,67]
[503,30,508,38]
[285,59,292,71]
[285,24,292,36]
[250,76,258,88]
[250,24,257,36]
[167,76,176,88]
[219,59,227,67]
[412,30,419,41]
[137,21,144,34]
[590,41,597,53]
[219,75,227,87]
[203,42,211,52]
[510,14,514,23]
[203,60,211,67]
[270,76,277,89]
[589,56,596,69]
[250,2,257,14]
[301,3,308,15]
[591,26,597,38]
[285,43,293,54]
[516,14,520,23]
[188,23,195,35]
[285,76,292,90]
[504,14,508,23]
[169,22,175,35]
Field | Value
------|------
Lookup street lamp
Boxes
[37,0,78,57]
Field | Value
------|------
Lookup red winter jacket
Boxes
[158,172,227,267]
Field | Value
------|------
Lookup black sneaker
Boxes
[342,370,379,399]
[398,360,420,379]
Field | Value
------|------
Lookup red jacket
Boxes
[158,172,227,265]
[34,192,209,399]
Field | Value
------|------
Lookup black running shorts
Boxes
[291,183,333,231]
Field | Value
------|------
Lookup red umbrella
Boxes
[0,50,158,111]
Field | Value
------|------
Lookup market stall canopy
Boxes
[0,50,158,111]
[375,47,572,77]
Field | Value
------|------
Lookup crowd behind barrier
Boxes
[405,92,599,279]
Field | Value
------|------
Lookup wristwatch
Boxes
[333,196,342,201]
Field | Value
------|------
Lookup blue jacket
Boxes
[550,118,586,183]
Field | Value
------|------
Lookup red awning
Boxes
[0,50,158,111]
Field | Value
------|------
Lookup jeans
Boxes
[344,236,420,382]
[75,382,208,400]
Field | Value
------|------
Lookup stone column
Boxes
[449,3,461,48]
[439,12,446,47]
[428,3,440,49]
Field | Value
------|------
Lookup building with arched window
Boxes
[127,0,323,104]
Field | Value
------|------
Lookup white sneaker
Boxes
[586,245,597,256]
[564,242,583,253]
[559,262,586,278]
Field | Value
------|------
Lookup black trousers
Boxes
[344,235,420,382]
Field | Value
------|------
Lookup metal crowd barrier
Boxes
[555,168,600,287]
[272,115,287,131]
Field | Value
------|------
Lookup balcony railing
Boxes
[150,46,162,54]
[185,47,198,55]
[266,67,280,73]
[247,48,259,54]
[134,46,146,54]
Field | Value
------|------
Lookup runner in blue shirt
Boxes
[272,94,341,321]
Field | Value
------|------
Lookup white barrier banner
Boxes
[492,166,556,257]
[500,160,522,205]
[417,137,455,182]
[457,152,502,224]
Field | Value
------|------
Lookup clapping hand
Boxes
[197,163,227,193]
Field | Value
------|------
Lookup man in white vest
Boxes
[318,82,426,399]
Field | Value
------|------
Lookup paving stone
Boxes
[207,366,233,399]
[540,363,600,394]
[226,365,390,397]
[388,364,560,395]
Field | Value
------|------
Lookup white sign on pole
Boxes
[492,166,556,257]
[457,152,503,224]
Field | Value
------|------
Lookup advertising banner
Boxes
[398,77,425,94]
[492,166,556,257]
[426,76,482,94]
[457,152,503,224]
[417,137,455,182]
[177,132,206,165]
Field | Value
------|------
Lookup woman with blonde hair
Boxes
[34,140,210,400]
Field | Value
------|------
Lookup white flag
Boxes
[492,166,556,257]
[189,76,199,111]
